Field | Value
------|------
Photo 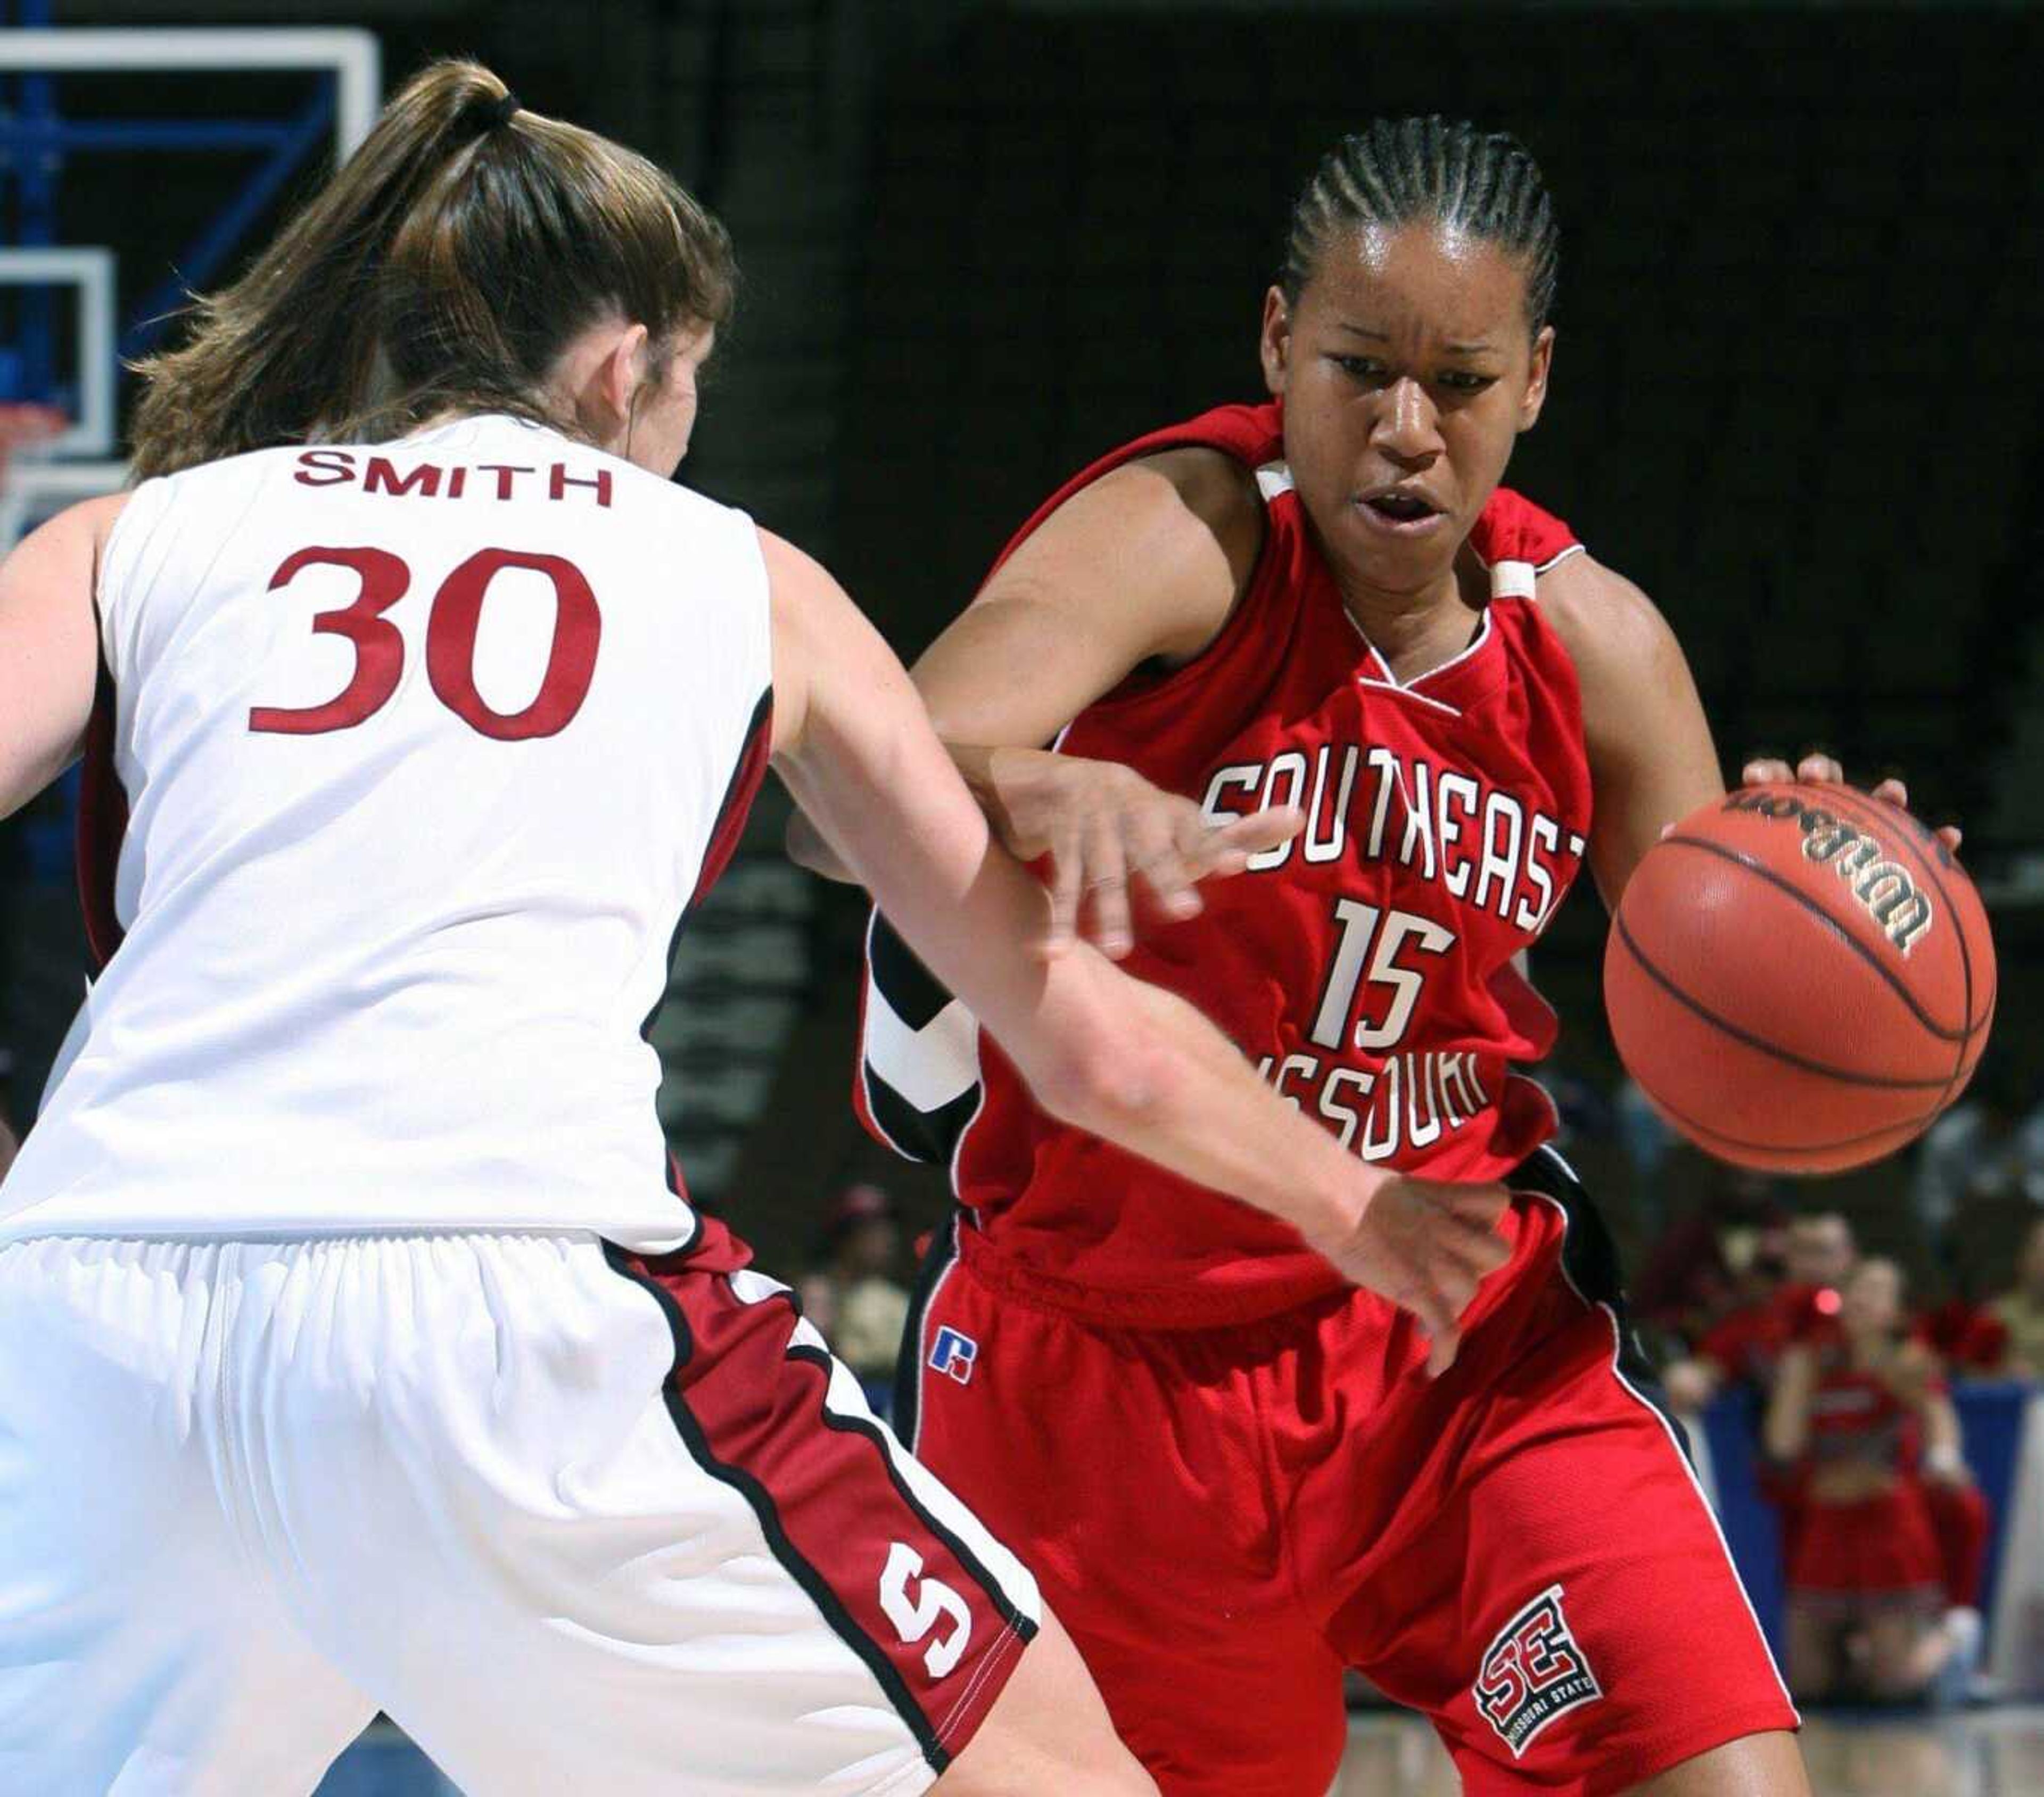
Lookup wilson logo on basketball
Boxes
[1473,1585,1602,1757]
[1721,791,1934,954]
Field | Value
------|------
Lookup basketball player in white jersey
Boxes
[0,61,1511,1797]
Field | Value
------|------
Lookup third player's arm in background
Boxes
[763,527,1508,1367]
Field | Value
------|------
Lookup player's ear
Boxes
[1259,286,1292,398]
[1518,326,1554,432]
[607,322,652,425]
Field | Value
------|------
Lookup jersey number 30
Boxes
[249,545,600,741]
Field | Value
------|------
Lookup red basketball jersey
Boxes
[859,401,1594,1325]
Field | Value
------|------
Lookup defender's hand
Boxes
[1740,752,1962,853]
[975,746,1303,959]
[1305,1175,1512,1376]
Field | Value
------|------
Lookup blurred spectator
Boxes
[1988,1218,2044,1381]
[1764,1258,1984,1705]
[798,1183,911,1412]
[1916,1292,2010,1378]
[1635,1165,1785,1344]
[1912,1054,2044,1260]
[1661,1207,1853,1413]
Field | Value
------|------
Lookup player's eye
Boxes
[1437,371,1499,395]
[1331,355,1389,386]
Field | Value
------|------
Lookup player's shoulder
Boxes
[1475,486,1581,572]
[1080,443,1260,552]
[1528,548,1678,685]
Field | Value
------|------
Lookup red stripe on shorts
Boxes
[604,1246,1034,1774]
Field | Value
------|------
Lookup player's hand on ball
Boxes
[977,747,1303,959]
[1308,1175,1511,1376]
[1739,752,1961,853]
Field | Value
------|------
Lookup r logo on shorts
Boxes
[929,1325,978,1384]
[1473,1583,1602,1757]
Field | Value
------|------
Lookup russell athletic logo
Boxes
[928,1326,978,1384]
[1473,1585,1602,1757]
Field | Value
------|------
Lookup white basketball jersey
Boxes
[1,414,771,1248]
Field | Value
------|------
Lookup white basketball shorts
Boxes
[0,1232,1040,1795]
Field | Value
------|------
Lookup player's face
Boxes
[1259,222,1552,597]
[628,325,716,475]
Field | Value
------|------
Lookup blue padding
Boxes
[1955,1380,2030,1621]
[1701,1387,1789,1656]
[0,120,302,153]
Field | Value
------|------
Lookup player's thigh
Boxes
[303,1242,1045,1797]
[903,1257,1347,1796]
[0,1238,374,1796]
[1331,1299,1799,1793]
[934,1605,1158,1797]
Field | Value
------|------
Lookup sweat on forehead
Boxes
[1308,221,1539,344]
[1280,116,1559,334]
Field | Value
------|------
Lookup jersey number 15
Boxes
[249,545,600,741]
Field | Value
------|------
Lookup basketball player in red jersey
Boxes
[792,119,1963,1794]
[1764,1258,1982,1702]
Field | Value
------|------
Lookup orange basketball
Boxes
[1604,783,1996,1174]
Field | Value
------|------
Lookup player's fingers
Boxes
[1131,816,1204,922]
[1870,777,1909,809]
[1796,752,1844,784]
[1081,816,1133,959]
[1450,1216,1511,1280]
[1938,825,1964,852]
[1448,1181,1512,1231]
[1742,757,1792,787]
[1201,804,1304,870]
[1042,832,1084,959]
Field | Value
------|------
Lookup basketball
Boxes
[1604,784,1996,1175]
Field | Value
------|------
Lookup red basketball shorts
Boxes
[896,1149,1796,1797]
[1787,1482,1945,1608]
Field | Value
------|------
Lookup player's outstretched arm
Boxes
[764,529,1508,1367]
[785,449,1299,954]
[0,496,119,820]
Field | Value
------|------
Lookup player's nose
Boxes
[1371,376,1443,466]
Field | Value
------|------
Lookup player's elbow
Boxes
[1027,1008,1181,1141]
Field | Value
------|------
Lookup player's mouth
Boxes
[1354,484,1449,538]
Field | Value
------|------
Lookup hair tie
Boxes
[485,90,521,129]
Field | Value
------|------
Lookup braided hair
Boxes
[1280,118,1557,334]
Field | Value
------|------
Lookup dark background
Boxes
[5,0,2042,1280]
